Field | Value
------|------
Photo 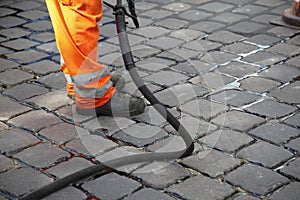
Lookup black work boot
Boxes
[76,92,146,117]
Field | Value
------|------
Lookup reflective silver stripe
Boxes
[74,80,112,98]
[71,67,111,86]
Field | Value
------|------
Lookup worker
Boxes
[45,0,145,117]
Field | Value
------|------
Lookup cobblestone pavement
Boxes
[0,0,299,199]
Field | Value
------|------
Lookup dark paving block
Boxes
[38,123,79,145]
[3,83,48,100]
[8,110,62,132]
[245,34,282,46]
[169,29,205,42]
[132,162,189,189]
[221,43,258,57]
[144,70,188,86]
[192,72,235,90]
[199,2,234,12]
[182,150,242,178]
[132,26,170,39]
[239,77,281,93]
[199,130,254,153]
[279,158,300,180]
[212,12,248,24]
[178,10,212,21]
[131,45,161,59]
[284,56,300,68]
[249,122,299,145]
[64,139,91,155]
[201,51,239,65]
[245,100,297,119]
[154,18,189,30]
[0,16,26,28]
[124,188,174,200]
[0,69,33,85]
[209,89,260,107]
[35,72,66,89]
[181,98,228,120]
[23,20,52,31]
[2,38,39,50]
[17,10,48,20]
[146,37,184,50]
[14,143,70,168]
[166,47,200,61]
[26,89,73,111]
[172,60,214,75]
[211,111,265,132]
[252,14,280,24]
[227,22,266,35]
[237,141,293,168]
[225,164,289,196]
[267,43,300,57]
[155,83,208,107]
[284,113,300,128]
[98,42,119,56]
[208,31,245,44]
[0,58,19,72]
[0,122,8,131]
[167,175,234,200]
[37,42,59,54]
[141,9,173,19]
[255,0,284,7]
[0,27,30,39]
[178,115,218,139]
[0,128,40,156]
[0,7,16,17]
[190,21,226,33]
[0,155,14,173]
[23,60,60,75]
[285,138,300,153]
[234,194,261,200]
[0,96,31,120]
[147,135,188,154]
[288,34,300,46]
[42,186,87,200]
[82,172,141,200]
[183,39,222,53]
[9,1,41,10]
[268,26,300,38]
[0,167,53,197]
[113,123,168,147]
[83,116,135,136]
[269,182,300,200]
[163,2,191,12]
[270,82,300,104]
[232,4,268,15]
[0,46,13,55]
[6,50,49,64]
[242,51,286,66]
[96,146,145,173]
[45,157,93,178]
[260,65,300,83]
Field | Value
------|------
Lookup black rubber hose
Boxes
[19,4,194,200]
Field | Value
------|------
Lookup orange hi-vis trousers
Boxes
[46,0,115,109]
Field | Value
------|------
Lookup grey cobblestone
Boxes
[182,150,242,178]
[0,128,40,156]
[0,155,14,173]
[23,20,53,31]
[0,16,26,28]
[199,129,254,153]
[239,76,281,93]
[0,27,30,39]
[35,72,66,89]
[9,1,41,10]
[6,50,49,64]
[0,95,31,120]
[285,138,300,153]
[132,162,189,189]
[242,51,286,66]
[0,69,33,86]
[14,143,70,168]
[225,164,289,196]
[167,175,234,200]
[82,172,141,200]
[245,34,282,46]
[22,60,60,75]
[0,167,53,197]
[190,21,226,33]
[270,82,300,104]
[17,10,48,20]
[208,30,245,44]
[249,121,299,145]
[267,43,300,56]
[212,111,265,131]
[42,186,87,200]
[0,58,19,71]
[8,110,62,132]
[227,21,267,35]
[45,157,93,178]
[155,18,189,30]
[283,113,300,128]
[2,38,39,50]
[144,70,188,86]
[124,188,174,200]
[269,182,300,200]
[259,65,300,83]
[279,158,300,181]
[236,141,293,168]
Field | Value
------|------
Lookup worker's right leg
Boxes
[46,0,145,116]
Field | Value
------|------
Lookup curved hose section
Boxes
[19,4,194,200]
